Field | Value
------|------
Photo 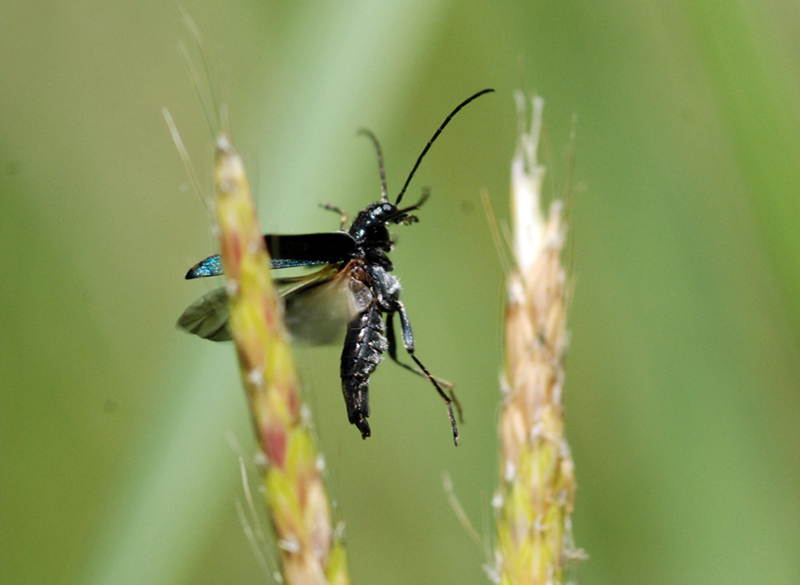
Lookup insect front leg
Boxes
[319,203,348,230]
[390,302,461,445]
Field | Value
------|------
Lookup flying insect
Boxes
[178,89,494,445]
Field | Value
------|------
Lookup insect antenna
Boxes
[395,88,495,206]
[357,128,389,202]
[397,187,430,217]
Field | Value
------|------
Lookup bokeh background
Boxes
[3,1,800,584]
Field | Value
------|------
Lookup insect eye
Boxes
[382,203,393,212]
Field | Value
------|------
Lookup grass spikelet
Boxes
[214,134,350,585]
[493,93,579,585]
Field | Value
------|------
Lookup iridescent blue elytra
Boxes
[187,254,222,277]
[187,252,330,278]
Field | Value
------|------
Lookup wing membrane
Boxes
[280,262,370,345]
[177,262,369,345]
[176,287,232,341]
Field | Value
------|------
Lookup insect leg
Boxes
[386,312,457,397]
[391,303,461,445]
[319,203,348,230]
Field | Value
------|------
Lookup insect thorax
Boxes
[349,202,396,245]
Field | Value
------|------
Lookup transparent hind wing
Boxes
[177,262,368,346]
[280,263,369,346]
[176,287,232,341]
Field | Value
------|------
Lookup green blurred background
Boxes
[2,1,800,584]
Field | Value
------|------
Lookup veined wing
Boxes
[280,261,371,345]
[176,286,231,341]
[177,261,370,345]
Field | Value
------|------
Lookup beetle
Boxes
[178,89,494,445]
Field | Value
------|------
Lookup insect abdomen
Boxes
[340,302,388,438]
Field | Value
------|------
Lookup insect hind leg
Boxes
[388,306,462,446]
[386,316,461,413]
